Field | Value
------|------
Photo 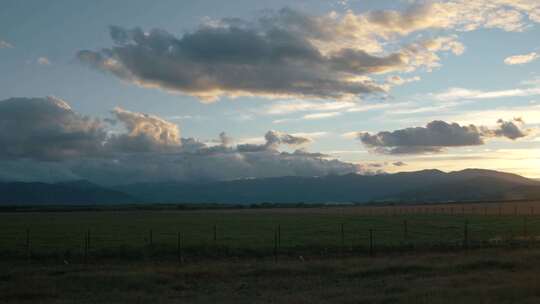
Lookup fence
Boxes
[3,207,540,263]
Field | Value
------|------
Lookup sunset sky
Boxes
[1,0,540,184]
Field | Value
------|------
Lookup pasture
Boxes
[2,201,540,260]
[4,202,540,303]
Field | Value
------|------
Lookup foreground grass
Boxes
[3,248,540,303]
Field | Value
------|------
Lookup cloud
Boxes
[76,1,540,102]
[393,161,407,167]
[385,75,421,87]
[434,86,540,101]
[77,22,390,102]
[504,52,539,65]
[0,97,363,184]
[491,118,530,139]
[358,119,530,154]
[237,130,311,152]
[302,112,342,120]
[259,100,390,124]
[217,131,233,147]
[106,107,181,153]
[0,40,13,48]
[37,57,51,65]
[265,130,311,146]
[77,5,473,102]
[291,131,329,140]
[0,97,106,161]
[63,148,362,185]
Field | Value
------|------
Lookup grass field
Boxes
[4,203,540,303]
[2,201,540,260]
[3,248,540,303]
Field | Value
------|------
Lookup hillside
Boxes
[1,169,539,205]
[0,181,135,205]
[115,169,540,204]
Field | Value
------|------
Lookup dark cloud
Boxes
[237,130,311,152]
[358,120,484,154]
[77,24,386,101]
[0,97,363,184]
[392,161,407,167]
[0,97,106,161]
[60,148,361,185]
[76,8,461,102]
[265,130,311,147]
[492,118,529,140]
[358,119,530,154]
[218,132,233,147]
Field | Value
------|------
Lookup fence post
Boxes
[87,229,91,253]
[213,224,217,246]
[531,207,534,216]
[523,217,528,237]
[403,220,408,241]
[177,232,183,265]
[149,229,153,247]
[463,220,469,250]
[83,231,88,264]
[273,227,278,262]
[277,224,281,250]
[514,206,518,216]
[26,229,30,262]
[340,223,345,256]
[484,207,487,216]
[439,227,443,247]
[369,229,374,257]
[499,206,502,217]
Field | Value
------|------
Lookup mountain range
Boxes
[1,169,540,205]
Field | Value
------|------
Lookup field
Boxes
[4,248,540,303]
[2,201,540,260]
[3,202,540,303]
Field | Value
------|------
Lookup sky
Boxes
[1,0,540,184]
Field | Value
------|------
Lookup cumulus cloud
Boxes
[76,0,540,102]
[77,23,388,102]
[504,52,539,65]
[358,119,530,154]
[0,97,362,184]
[106,107,181,153]
[77,5,472,102]
[0,97,106,160]
[237,130,311,152]
[491,118,530,139]
[63,148,362,185]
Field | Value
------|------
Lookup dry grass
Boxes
[3,247,540,303]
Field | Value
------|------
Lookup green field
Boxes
[4,206,540,303]
[2,205,540,260]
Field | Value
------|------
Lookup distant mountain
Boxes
[115,169,540,204]
[0,181,135,205]
[2,169,539,205]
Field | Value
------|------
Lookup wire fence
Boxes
[3,207,540,263]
